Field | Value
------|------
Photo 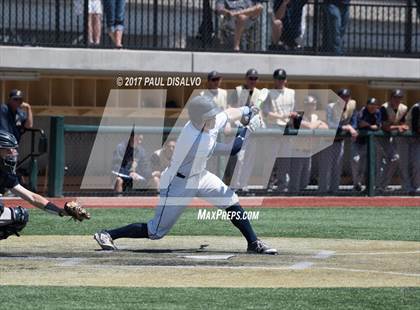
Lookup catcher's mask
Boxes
[0,130,19,174]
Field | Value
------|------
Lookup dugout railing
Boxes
[1,0,419,57]
[47,116,420,197]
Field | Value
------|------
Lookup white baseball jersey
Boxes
[148,111,239,240]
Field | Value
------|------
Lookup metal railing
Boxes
[0,0,419,57]
[47,116,420,197]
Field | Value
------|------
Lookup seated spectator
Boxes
[112,132,156,193]
[103,0,126,48]
[216,0,263,51]
[270,0,308,50]
[322,0,350,55]
[150,139,176,189]
[0,89,33,143]
[350,97,381,192]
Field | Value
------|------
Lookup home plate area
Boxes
[0,236,419,288]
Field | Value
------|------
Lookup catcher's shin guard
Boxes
[0,206,29,240]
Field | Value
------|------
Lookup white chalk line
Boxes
[333,250,420,256]
[5,255,420,278]
[289,262,314,270]
[318,267,420,278]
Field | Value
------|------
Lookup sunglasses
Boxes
[248,77,258,81]
[210,77,221,82]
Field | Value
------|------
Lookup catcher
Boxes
[0,130,90,240]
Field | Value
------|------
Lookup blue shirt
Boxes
[0,103,27,142]
[351,107,382,144]
[112,142,152,179]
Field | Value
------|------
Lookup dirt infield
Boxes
[1,236,419,288]
[3,196,420,209]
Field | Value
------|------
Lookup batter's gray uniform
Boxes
[318,100,356,193]
[377,102,411,191]
[148,112,238,239]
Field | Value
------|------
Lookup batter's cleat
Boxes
[94,230,117,251]
[247,239,278,255]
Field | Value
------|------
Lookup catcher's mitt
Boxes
[64,201,91,221]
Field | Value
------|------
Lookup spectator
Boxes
[200,71,228,110]
[102,0,126,48]
[289,95,328,193]
[0,89,33,143]
[227,69,261,189]
[216,0,263,51]
[417,0,420,17]
[406,101,420,193]
[351,97,382,192]
[270,0,308,50]
[318,88,357,194]
[112,132,155,193]
[270,0,290,50]
[377,89,411,192]
[322,0,350,55]
[261,68,296,191]
[89,0,103,45]
[150,139,176,189]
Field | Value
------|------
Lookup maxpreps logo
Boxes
[197,209,260,221]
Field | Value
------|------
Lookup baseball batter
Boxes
[94,95,277,254]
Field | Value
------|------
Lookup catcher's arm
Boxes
[11,184,90,221]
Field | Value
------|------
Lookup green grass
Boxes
[24,207,420,241]
[0,286,418,310]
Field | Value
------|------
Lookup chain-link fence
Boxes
[1,0,419,56]
[48,118,420,197]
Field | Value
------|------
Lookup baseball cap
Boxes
[366,97,379,105]
[337,88,351,97]
[391,89,404,98]
[273,69,287,80]
[9,89,24,100]
[207,71,221,80]
[245,68,258,78]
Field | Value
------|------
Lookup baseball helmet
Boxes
[391,89,404,98]
[304,95,318,105]
[273,69,287,80]
[337,88,351,97]
[0,130,19,174]
[366,97,379,105]
[9,89,24,100]
[188,96,221,126]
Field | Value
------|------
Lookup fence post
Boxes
[48,116,65,197]
[367,132,376,197]
[28,130,38,192]
[153,0,158,47]
[83,0,89,47]
[29,159,38,193]
[405,0,413,54]
[312,0,320,53]
[55,0,60,43]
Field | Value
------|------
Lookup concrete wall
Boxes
[1,46,419,81]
